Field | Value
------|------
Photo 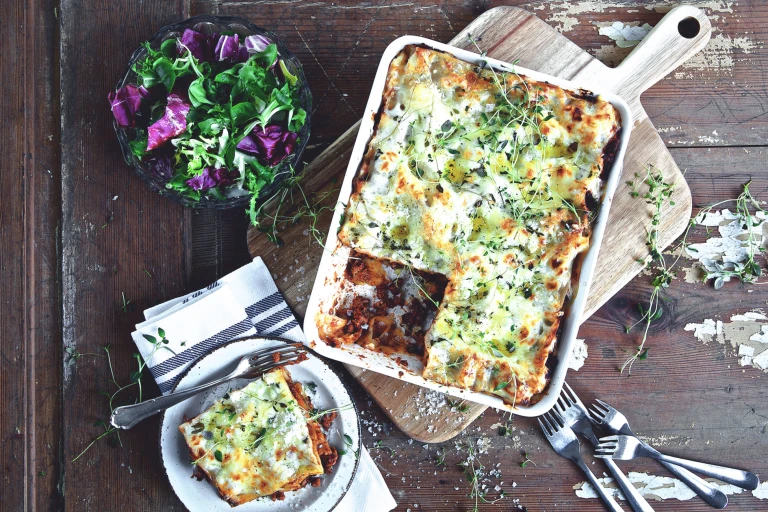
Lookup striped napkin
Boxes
[134,258,303,394]
[131,257,396,512]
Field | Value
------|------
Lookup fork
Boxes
[539,410,625,512]
[596,434,759,491]
[590,399,729,508]
[555,384,654,512]
[110,343,306,429]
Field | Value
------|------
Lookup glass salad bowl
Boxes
[112,15,312,210]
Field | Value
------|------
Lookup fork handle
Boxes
[653,452,759,491]
[603,459,655,512]
[110,369,238,429]
[660,461,728,509]
[577,460,625,512]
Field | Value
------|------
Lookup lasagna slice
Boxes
[179,368,336,506]
[326,45,621,406]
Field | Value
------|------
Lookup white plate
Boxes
[303,36,632,416]
[159,336,361,512]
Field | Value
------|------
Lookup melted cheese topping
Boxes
[335,46,620,405]
[179,369,324,505]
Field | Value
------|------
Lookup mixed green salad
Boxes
[109,28,307,219]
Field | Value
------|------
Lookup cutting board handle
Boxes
[611,5,711,98]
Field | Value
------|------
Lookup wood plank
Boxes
[60,0,189,509]
[0,0,62,509]
[0,2,29,507]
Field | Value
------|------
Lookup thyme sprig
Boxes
[623,170,765,374]
[307,403,354,422]
[622,167,678,374]
[689,181,766,287]
[446,398,470,413]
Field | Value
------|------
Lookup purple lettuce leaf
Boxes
[214,34,240,62]
[237,44,250,63]
[177,28,218,62]
[108,84,149,127]
[244,35,271,53]
[144,153,173,181]
[186,166,240,191]
[236,124,297,167]
[147,93,191,151]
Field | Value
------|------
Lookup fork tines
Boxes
[561,382,585,407]
[250,345,305,362]
[253,357,301,373]
[588,400,610,423]
[594,435,619,458]
[538,409,566,437]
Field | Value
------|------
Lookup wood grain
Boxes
[0,0,62,509]
[247,4,702,443]
[59,0,190,510]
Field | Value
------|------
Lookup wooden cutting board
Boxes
[247,5,711,443]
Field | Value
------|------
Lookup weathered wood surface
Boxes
[59,0,191,510]
[1,1,767,511]
[0,0,62,509]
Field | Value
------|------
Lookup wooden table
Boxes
[2,1,766,510]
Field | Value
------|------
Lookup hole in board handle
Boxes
[678,17,700,39]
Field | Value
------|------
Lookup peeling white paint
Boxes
[682,265,702,283]
[574,472,745,501]
[636,434,690,447]
[597,21,653,47]
[754,481,768,500]
[542,1,737,33]
[697,130,723,144]
[656,126,684,134]
[731,311,768,322]
[568,338,588,371]
[649,0,734,14]
[684,310,768,372]
[682,34,758,75]
[673,71,695,80]
[541,1,754,78]
[684,318,720,342]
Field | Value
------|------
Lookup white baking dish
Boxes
[303,36,632,417]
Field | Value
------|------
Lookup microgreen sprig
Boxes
[370,439,396,457]
[435,438,507,511]
[339,433,359,459]
[249,167,338,248]
[72,328,173,462]
[520,451,536,468]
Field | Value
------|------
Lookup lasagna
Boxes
[179,368,338,506]
[321,46,621,406]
